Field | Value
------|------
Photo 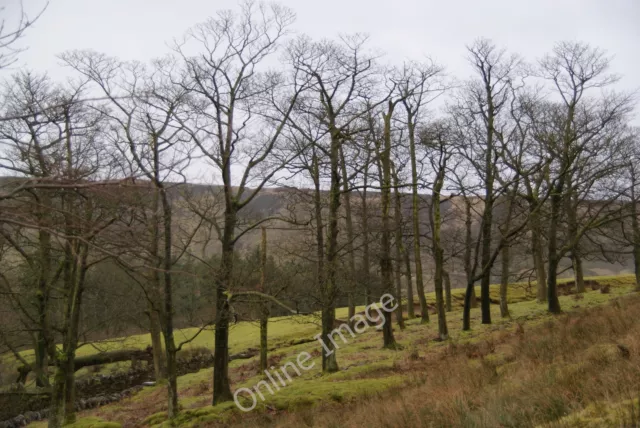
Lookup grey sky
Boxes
[4,0,639,95]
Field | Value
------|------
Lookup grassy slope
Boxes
[28,274,640,427]
[13,274,568,363]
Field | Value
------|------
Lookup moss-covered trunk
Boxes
[500,190,516,318]
[322,125,343,370]
[565,185,585,293]
[480,94,495,326]
[259,227,268,373]
[35,206,54,389]
[148,303,165,381]
[49,240,89,427]
[149,188,166,381]
[431,167,448,340]
[378,103,397,348]
[463,198,478,308]
[499,244,511,318]
[339,146,357,324]
[392,168,406,329]
[212,198,235,403]
[547,180,564,314]
[632,170,640,291]
[160,189,179,417]
[360,153,372,306]
[404,247,415,318]
[407,116,429,323]
[443,269,452,312]
[529,206,547,303]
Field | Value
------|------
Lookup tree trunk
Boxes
[148,187,167,381]
[259,317,268,371]
[474,67,499,326]
[148,301,166,381]
[404,246,415,318]
[632,174,640,291]
[572,252,585,293]
[311,151,337,372]
[63,245,89,425]
[530,207,547,303]
[50,175,90,426]
[379,104,397,348]
[392,169,405,329]
[33,332,49,388]
[463,278,475,331]
[36,224,53,389]
[49,235,89,428]
[547,181,563,314]
[320,307,339,372]
[408,116,429,323]
[339,147,357,324]
[49,359,70,428]
[431,180,448,340]
[500,190,516,318]
[259,227,268,373]
[164,338,178,418]
[548,103,575,313]
[159,190,178,417]
[393,245,405,329]
[463,198,478,308]
[361,155,372,306]
[322,126,343,369]
[500,244,510,318]
[212,206,235,404]
[635,215,640,291]
[443,269,452,312]
[565,187,585,293]
[480,108,495,325]
[480,217,493,325]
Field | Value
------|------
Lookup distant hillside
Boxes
[1,177,633,290]
[167,181,634,289]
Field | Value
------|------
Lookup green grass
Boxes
[128,275,639,427]
[11,274,636,366]
[21,274,640,427]
[29,417,120,428]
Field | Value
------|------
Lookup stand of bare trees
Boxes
[0,2,638,425]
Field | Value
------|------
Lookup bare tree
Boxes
[537,41,634,313]
[60,50,195,417]
[0,74,59,388]
[0,1,47,72]
[398,60,446,323]
[0,71,123,426]
[452,39,520,325]
[422,120,453,339]
[377,96,401,349]
[288,33,381,369]
[175,1,305,402]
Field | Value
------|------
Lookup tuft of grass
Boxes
[548,397,640,427]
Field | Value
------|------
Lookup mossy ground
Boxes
[547,397,640,427]
[30,417,120,428]
[25,274,640,427]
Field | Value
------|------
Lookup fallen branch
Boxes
[16,348,153,383]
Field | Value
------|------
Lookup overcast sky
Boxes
[1,0,638,186]
[3,0,639,94]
